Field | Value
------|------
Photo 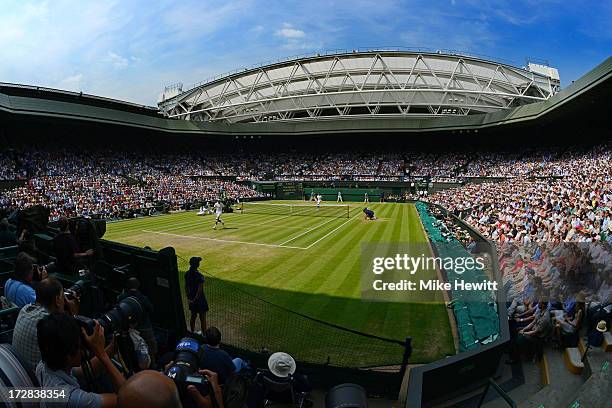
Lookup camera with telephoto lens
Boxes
[165,337,211,398]
[64,280,88,301]
[73,295,144,336]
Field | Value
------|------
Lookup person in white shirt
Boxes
[213,201,225,230]
[337,192,343,202]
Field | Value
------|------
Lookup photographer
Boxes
[4,252,46,307]
[12,277,75,371]
[36,313,126,408]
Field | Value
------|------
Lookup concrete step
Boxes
[563,369,612,408]
[518,348,586,408]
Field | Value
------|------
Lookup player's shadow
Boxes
[220,227,239,230]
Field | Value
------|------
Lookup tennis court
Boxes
[104,201,455,363]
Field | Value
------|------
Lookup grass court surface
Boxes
[105,201,454,363]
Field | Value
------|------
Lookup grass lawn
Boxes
[104,201,455,364]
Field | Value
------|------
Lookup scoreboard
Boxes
[275,182,304,199]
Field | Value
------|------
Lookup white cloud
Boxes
[162,0,251,40]
[276,23,305,39]
[108,51,128,68]
[250,25,265,34]
[56,73,84,92]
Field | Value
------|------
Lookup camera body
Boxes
[165,337,211,398]
[31,264,46,282]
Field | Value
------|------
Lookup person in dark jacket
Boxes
[185,257,208,333]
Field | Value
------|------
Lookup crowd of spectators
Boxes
[0,150,24,180]
[502,241,611,361]
[0,143,610,234]
[1,176,261,220]
[428,144,611,245]
[1,144,608,183]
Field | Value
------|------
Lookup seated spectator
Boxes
[12,277,68,371]
[588,320,608,347]
[553,292,585,347]
[117,277,157,367]
[53,217,93,275]
[4,252,39,307]
[516,300,552,361]
[588,272,612,327]
[36,313,126,408]
[200,326,243,384]
[0,218,16,247]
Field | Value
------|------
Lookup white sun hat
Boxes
[268,352,296,378]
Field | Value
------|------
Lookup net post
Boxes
[398,336,412,379]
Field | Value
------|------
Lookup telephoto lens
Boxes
[64,279,88,301]
[72,295,144,336]
[165,338,210,398]
[73,315,97,336]
[97,295,144,334]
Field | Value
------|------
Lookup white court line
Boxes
[231,220,306,229]
[149,217,308,233]
[304,216,358,249]
[277,216,340,246]
[142,230,307,250]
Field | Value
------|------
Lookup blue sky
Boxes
[1,0,610,105]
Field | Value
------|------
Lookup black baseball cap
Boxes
[189,256,202,267]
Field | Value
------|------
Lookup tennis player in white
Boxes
[213,201,225,230]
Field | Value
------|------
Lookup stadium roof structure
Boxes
[0,55,610,136]
[158,50,561,123]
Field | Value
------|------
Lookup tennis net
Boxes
[241,201,350,218]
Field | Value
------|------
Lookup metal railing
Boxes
[477,378,517,407]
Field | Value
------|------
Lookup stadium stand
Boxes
[0,143,610,231]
